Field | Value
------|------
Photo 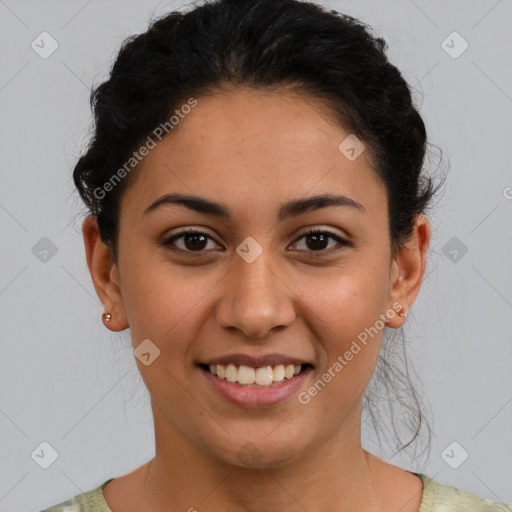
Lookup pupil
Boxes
[307,233,327,251]
[185,233,207,251]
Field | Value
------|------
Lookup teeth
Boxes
[255,366,273,386]
[225,363,236,382]
[206,363,305,386]
[238,365,255,384]
[273,364,285,382]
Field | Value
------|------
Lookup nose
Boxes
[215,249,296,339]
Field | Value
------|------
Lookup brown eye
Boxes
[290,229,352,254]
[162,228,353,257]
[163,230,221,253]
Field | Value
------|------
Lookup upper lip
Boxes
[200,353,314,368]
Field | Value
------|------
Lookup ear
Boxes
[385,213,431,328]
[82,216,128,331]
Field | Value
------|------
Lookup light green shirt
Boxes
[39,473,512,511]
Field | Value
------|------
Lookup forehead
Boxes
[121,88,387,222]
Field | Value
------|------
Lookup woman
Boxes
[40,0,511,510]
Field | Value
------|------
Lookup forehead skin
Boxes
[118,87,390,257]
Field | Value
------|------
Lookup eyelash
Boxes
[162,228,353,256]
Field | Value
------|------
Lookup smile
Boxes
[198,363,314,408]
[199,362,313,387]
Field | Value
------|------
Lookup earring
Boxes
[102,312,112,322]
[398,306,407,318]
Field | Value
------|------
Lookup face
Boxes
[85,87,429,469]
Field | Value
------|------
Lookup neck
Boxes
[132,401,385,512]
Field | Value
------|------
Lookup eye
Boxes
[162,228,353,255]
[162,229,222,254]
[290,228,352,255]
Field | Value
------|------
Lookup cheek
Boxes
[297,258,389,330]
[293,260,389,378]
[121,265,210,399]
[120,253,222,351]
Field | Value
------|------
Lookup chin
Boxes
[206,431,310,470]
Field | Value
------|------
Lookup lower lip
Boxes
[198,365,314,409]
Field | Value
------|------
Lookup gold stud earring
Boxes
[102,312,112,322]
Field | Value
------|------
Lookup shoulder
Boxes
[38,479,113,512]
[418,473,512,512]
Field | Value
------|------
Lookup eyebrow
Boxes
[143,192,366,221]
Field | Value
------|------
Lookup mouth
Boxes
[197,362,314,388]
[197,361,315,408]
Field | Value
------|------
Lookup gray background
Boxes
[0,0,511,510]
